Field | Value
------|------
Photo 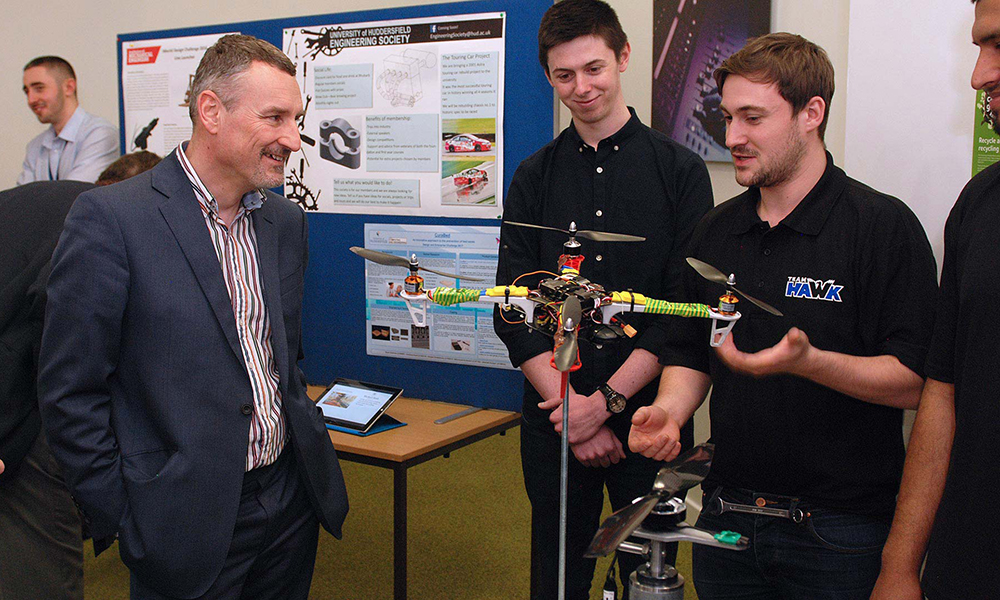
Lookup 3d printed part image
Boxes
[318,118,361,169]
[377,49,436,107]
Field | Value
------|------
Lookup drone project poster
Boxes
[361,224,514,370]
[121,33,236,158]
[282,13,505,217]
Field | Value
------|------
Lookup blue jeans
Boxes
[692,487,890,600]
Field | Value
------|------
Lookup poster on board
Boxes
[359,223,513,369]
[121,33,236,158]
[282,13,505,218]
[650,0,769,162]
[973,89,1000,176]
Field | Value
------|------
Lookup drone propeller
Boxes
[350,247,484,281]
[504,220,645,243]
[585,443,715,557]
[553,296,581,372]
[686,258,783,317]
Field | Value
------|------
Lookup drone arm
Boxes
[604,292,716,322]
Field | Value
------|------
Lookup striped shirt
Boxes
[176,143,286,471]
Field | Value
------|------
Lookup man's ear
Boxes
[618,41,631,73]
[801,95,826,136]
[63,77,77,98]
[197,90,223,135]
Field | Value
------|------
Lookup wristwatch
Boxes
[598,383,627,414]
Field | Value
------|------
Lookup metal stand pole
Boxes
[558,370,571,600]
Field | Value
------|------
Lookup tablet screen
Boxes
[317,378,403,431]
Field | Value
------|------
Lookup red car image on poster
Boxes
[444,134,492,152]
[452,168,489,187]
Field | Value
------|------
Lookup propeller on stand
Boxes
[586,443,715,557]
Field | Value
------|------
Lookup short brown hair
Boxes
[189,34,296,123]
[714,33,835,140]
[538,0,628,73]
[96,151,162,186]
[24,56,77,97]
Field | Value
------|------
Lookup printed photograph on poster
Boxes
[282,13,505,218]
[650,0,770,162]
[973,89,1000,176]
[359,224,513,369]
[121,33,237,158]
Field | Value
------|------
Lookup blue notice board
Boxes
[118,1,553,410]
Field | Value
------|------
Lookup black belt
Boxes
[703,486,872,555]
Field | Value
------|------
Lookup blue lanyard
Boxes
[48,139,65,181]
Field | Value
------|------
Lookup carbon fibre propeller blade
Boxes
[585,443,715,557]
[686,257,784,317]
[504,221,645,243]
[350,247,484,281]
[730,287,783,317]
[686,257,730,285]
[554,296,582,372]
[418,266,485,282]
[351,246,411,268]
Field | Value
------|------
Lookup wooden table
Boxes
[308,386,521,600]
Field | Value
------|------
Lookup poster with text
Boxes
[973,89,1000,176]
[121,33,236,157]
[650,0,769,162]
[282,13,505,218]
[361,223,513,369]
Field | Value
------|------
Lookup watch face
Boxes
[607,393,626,414]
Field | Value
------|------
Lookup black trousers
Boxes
[0,430,83,600]
[520,421,678,600]
[130,448,320,600]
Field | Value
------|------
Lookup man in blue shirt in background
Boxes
[18,56,118,185]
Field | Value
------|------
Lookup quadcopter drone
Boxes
[350,221,782,348]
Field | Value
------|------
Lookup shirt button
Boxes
[763,248,771,256]
[596,166,604,174]
[614,145,619,151]
[579,147,584,153]
[241,403,253,416]
[596,255,603,261]
[758,281,765,289]
[596,210,603,217]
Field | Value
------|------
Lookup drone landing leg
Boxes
[403,299,428,328]
[710,318,737,347]
[558,370,570,600]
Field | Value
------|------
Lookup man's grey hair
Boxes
[188,34,296,123]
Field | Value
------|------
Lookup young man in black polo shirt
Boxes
[872,1,1000,598]
[628,33,938,600]
[494,1,713,597]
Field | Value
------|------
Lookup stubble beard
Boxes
[735,126,807,189]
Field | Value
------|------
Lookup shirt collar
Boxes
[729,151,846,236]
[56,106,86,144]
[175,141,266,215]
[567,106,643,151]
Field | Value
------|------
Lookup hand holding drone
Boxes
[350,221,781,347]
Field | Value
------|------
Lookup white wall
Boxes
[845,3,978,268]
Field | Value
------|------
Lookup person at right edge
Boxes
[871,1,1000,598]
[628,34,938,599]
[495,1,714,598]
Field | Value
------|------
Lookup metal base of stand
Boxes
[629,565,684,600]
